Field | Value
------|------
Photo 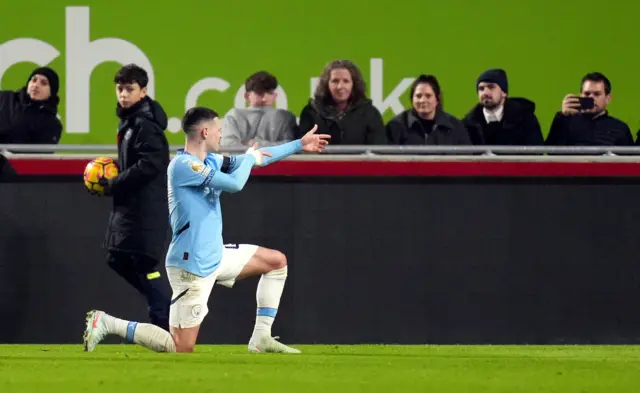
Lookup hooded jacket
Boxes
[220,106,298,148]
[463,98,544,146]
[104,96,170,262]
[0,67,62,145]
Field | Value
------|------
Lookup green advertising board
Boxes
[1,0,637,145]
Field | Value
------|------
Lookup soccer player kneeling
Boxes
[83,107,330,353]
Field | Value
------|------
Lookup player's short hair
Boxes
[245,71,278,94]
[181,107,219,135]
[114,64,149,88]
[581,72,611,95]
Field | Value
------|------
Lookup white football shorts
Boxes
[167,243,258,329]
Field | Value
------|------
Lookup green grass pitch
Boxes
[1,345,639,392]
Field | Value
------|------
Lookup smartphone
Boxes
[578,97,595,110]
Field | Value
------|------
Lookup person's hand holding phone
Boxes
[562,94,595,115]
[561,94,581,115]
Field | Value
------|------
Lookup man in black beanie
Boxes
[0,66,63,145]
[462,68,543,147]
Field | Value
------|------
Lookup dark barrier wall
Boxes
[2,159,640,345]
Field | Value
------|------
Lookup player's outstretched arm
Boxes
[256,139,302,167]
[256,124,330,167]
[226,154,251,173]
[172,154,259,194]
[208,156,256,193]
[224,138,296,172]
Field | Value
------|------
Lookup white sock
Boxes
[252,266,287,338]
[104,314,176,353]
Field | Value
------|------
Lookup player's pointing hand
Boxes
[301,124,331,153]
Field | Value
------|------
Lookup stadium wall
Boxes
[1,158,640,345]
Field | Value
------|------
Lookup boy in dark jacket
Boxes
[95,64,171,331]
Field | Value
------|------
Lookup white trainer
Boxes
[83,310,109,352]
[248,335,301,354]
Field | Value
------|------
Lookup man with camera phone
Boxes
[545,72,633,146]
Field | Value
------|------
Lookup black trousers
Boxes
[106,250,170,331]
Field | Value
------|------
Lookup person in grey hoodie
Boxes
[221,71,298,148]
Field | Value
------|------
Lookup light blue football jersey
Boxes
[165,140,302,277]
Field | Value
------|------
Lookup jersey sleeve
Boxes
[205,153,236,174]
[209,156,255,193]
[171,154,257,193]
[170,157,215,188]
[259,139,303,166]
[227,154,248,173]
[225,140,303,173]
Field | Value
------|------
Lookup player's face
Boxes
[27,74,51,101]
[580,80,610,113]
[116,83,147,108]
[477,82,506,110]
[328,68,353,105]
[203,117,222,152]
[412,83,438,119]
[246,90,277,107]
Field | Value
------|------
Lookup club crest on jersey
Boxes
[189,161,205,173]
